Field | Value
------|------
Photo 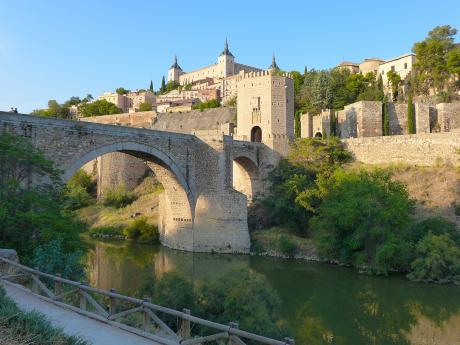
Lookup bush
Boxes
[407,232,460,284]
[123,216,159,244]
[32,239,86,281]
[63,185,94,210]
[278,235,298,258]
[0,286,88,345]
[310,169,414,274]
[90,225,123,238]
[103,185,137,208]
[192,99,220,111]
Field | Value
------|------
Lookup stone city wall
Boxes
[343,132,460,166]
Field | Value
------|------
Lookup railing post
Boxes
[143,297,151,332]
[79,282,87,310]
[179,308,191,339]
[284,337,295,345]
[229,322,239,345]
[54,273,62,297]
[31,267,39,294]
[109,288,117,316]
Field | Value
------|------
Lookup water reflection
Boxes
[86,240,460,345]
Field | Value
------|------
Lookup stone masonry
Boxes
[0,112,276,254]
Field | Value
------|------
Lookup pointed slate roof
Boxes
[269,54,280,70]
[220,39,234,57]
[170,54,182,70]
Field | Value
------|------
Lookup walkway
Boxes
[1,281,159,345]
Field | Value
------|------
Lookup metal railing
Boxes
[0,257,294,345]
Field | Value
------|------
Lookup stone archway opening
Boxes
[250,126,262,142]
[63,142,195,251]
[232,156,263,202]
[314,132,323,138]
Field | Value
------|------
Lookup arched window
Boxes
[251,126,262,142]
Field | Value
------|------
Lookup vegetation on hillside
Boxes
[78,99,122,117]
[0,132,86,279]
[192,99,220,111]
[253,138,460,283]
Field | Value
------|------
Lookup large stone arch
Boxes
[232,155,263,202]
[62,141,196,251]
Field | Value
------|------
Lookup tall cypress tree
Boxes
[407,93,415,134]
[149,80,154,92]
[160,76,166,93]
[294,111,301,138]
[382,96,390,136]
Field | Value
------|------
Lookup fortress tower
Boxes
[236,70,294,156]
[167,54,183,82]
[217,39,235,77]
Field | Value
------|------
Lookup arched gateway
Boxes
[0,112,260,254]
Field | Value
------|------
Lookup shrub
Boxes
[90,225,123,238]
[103,185,137,208]
[310,169,414,274]
[67,169,95,194]
[192,99,220,110]
[63,185,94,210]
[278,235,298,258]
[32,238,86,281]
[407,232,460,284]
[123,216,159,244]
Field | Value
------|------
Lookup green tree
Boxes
[386,70,402,101]
[310,169,415,274]
[139,101,152,111]
[382,96,390,135]
[407,93,415,134]
[412,25,458,93]
[294,110,301,138]
[31,99,71,119]
[79,99,123,117]
[0,132,86,264]
[149,80,154,92]
[116,87,129,95]
[407,232,460,284]
[160,76,166,93]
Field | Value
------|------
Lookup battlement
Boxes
[238,70,293,80]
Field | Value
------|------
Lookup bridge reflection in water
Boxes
[86,239,460,345]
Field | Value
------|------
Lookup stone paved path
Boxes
[1,281,160,345]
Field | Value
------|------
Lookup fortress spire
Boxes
[220,38,234,57]
[269,53,280,70]
[170,54,182,70]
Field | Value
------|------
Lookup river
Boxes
[85,239,460,345]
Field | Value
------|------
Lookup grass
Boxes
[0,286,87,345]
[251,227,317,259]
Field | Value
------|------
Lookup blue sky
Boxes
[1,0,459,113]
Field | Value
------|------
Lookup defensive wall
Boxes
[301,101,460,139]
[343,132,460,166]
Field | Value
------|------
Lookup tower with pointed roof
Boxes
[268,54,280,71]
[168,54,183,83]
[217,39,235,78]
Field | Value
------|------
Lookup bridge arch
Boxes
[63,141,195,251]
[232,155,263,202]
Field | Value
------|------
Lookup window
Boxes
[404,63,407,69]
[391,66,395,72]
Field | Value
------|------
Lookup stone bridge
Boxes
[0,112,279,253]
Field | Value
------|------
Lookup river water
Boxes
[85,239,460,345]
